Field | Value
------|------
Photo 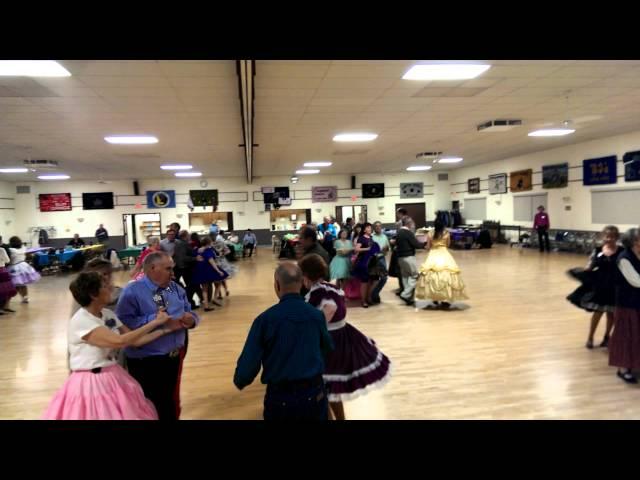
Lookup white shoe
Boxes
[21,297,29,304]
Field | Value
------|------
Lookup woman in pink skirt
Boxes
[43,271,181,420]
[609,228,640,384]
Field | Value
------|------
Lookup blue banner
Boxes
[583,155,617,185]
[146,190,176,208]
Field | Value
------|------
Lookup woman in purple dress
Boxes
[299,254,391,420]
[192,236,228,311]
[352,223,380,308]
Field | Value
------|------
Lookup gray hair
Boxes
[143,251,171,272]
[275,261,302,288]
[622,228,640,250]
[147,236,160,247]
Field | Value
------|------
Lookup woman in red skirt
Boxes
[609,228,640,384]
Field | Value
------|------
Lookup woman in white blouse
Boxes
[43,271,182,420]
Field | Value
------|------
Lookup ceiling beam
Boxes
[236,60,256,184]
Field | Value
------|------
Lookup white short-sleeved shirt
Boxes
[68,308,123,371]
[9,246,26,265]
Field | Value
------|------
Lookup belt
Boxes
[269,375,323,393]
[91,367,102,374]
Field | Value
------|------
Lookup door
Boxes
[396,202,426,228]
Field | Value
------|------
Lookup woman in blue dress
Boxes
[330,229,353,289]
[192,236,228,311]
[352,223,381,308]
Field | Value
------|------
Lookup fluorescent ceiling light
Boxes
[406,166,432,171]
[296,169,320,174]
[403,64,490,80]
[161,164,192,170]
[528,128,575,137]
[438,157,463,164]
[175,172,202,177]
[303,162,332,167]
[0,168,28,173]
[0,61,71,77]
[104,135,158,144]
[333,133,378,142]
[38,174,70,180]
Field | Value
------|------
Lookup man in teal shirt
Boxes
[234,262,333,420]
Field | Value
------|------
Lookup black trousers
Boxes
[243,244,255,257]
[127,352,182,420]
[537,227,550,252]
[174,266,201,308]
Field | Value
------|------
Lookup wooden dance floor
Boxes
[1,245,638,419]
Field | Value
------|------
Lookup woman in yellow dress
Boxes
[415,219,468,309]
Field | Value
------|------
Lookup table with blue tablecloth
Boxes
[448,228,481,249]
[34,249,80,266]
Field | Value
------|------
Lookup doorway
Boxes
[335,205,367,225]
[123,213,161,247]
[395,202,426,228]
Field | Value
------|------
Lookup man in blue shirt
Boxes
[242,229,257,258]
[317,216,338,260]
[116,251,200,420]
[234,261,333,420]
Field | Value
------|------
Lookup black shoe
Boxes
[401,297,415,306]
[585,340,594,349]
[617,370,638,384]
[3,308,15,313]
[599,336,609,348]
[395,291,403,297]
[191,304,200,310]
[204,307,215,312]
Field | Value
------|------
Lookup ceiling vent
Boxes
[477,119,522,132]
[23,159,59,169]
[16,185,31,194]
[438,173,449,181]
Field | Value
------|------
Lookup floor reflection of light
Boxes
[346,389,388,420]
[15,347,51,382]
[534,371,571,408]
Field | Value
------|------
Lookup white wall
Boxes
[11,172,447,241]
[450,129,640,232]
[0,180,17,240]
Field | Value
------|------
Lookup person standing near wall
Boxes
[95,224,109,245]
[533,206,551,253]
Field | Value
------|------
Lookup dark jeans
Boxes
[127,352,183,420]
[370,257,388,304]
[537,227,550,252]
[264,379,328,421]
[243,244,255,257]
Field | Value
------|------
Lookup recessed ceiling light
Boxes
[38,174,70,180]
[0,168,29,173]
[403,63,491,81]
[303,162,332,167]
[528,128,575,137]
[296,169,320,175]
[406,166,432,171]
[104,135,158,144]
[161,164,192,170]
[175,172,202,177]
[0,61,71,77]
[333,133,378,142]
[438,157,464,164]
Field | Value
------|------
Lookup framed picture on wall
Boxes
[623,150,640,182]
[542,163,569,189]
[468,178,480,194]
[488,173,507,194]
[510,169,532,192]
[583,156,617,185]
